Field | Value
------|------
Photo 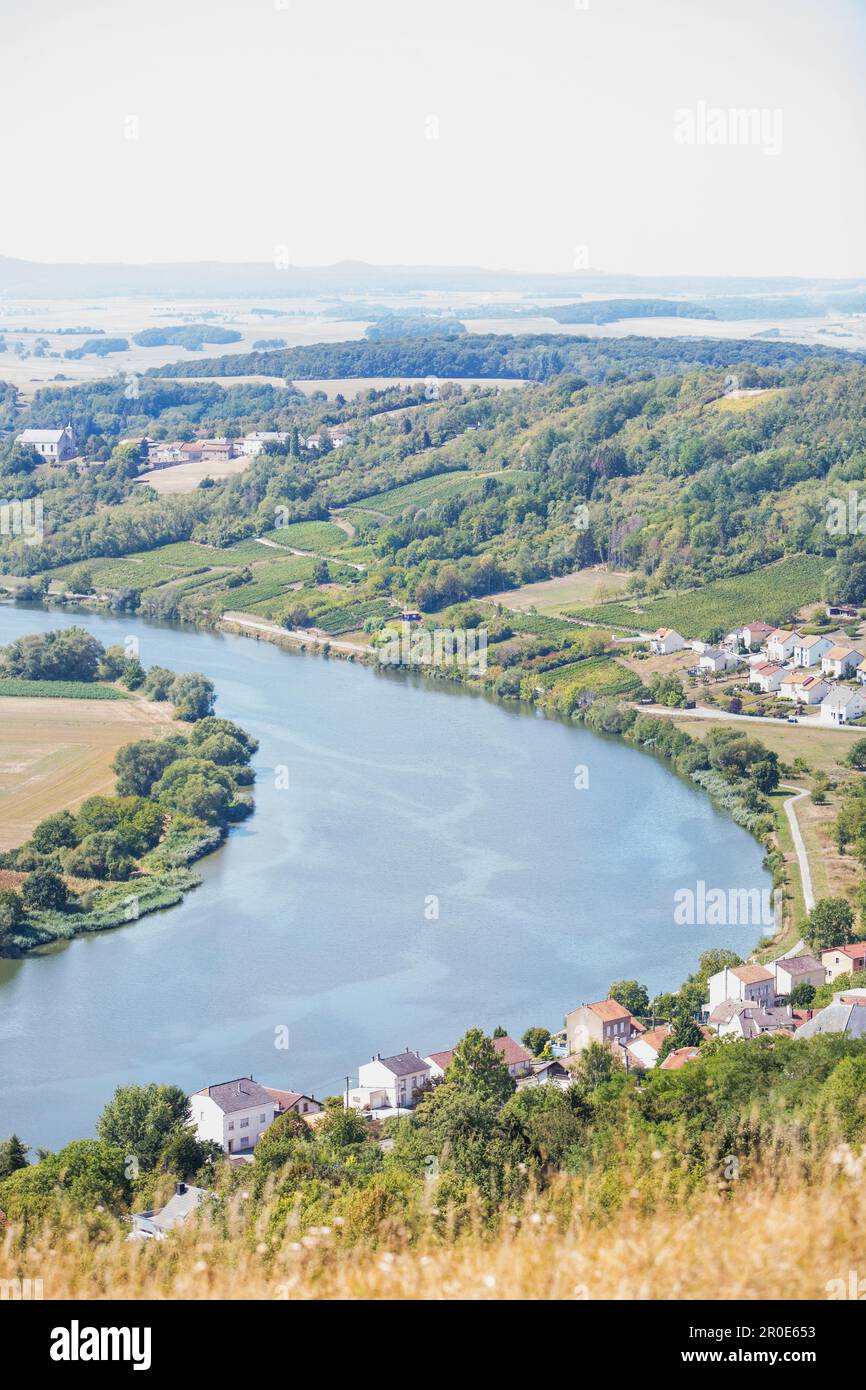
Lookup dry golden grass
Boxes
[4,1158,865,1301]
[0,695,178,851]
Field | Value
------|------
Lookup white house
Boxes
[707,964,774,1012]
[190,1077,276,1155]
[765,629,800,663]
[819,685,866,725]
[650,628,686,656]
[347,1050,431,1112]
[131,1182,213,1240]
[263,1088,323,1118]
[699,647,737,673]
[771,953,825,997]
[240,431,288,456]
[742,621,774,650]
[793,635,833,668]
[778,671,830,704]
[330,426,352,447]
[625,1024,672,1070]
[750,662,785,693]
[15,425,76,462]
[707,1001,795,1040]
[821,646,863,679]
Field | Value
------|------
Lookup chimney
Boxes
[176,1181,186,1196]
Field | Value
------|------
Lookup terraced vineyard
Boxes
[564,556,829,637]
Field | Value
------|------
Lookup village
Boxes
[648,608,866,726]
[132,954,866,1239]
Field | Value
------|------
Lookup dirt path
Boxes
[220,612,370,655]
[779,784,815,915]
[253,537,366,572]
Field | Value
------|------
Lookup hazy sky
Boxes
[3,0,865,277]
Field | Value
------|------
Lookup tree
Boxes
[659,1015,704,1061]
[750,759,780,794]
[790,982,816,1008]
[521,1026,551,1057]
[805,897,856,952]
[68,565,94,594]
[112,736,187,796]
[572,1041,618,1091]
[609,979,649,1017]
[31,810,79,854]
[169,672,216,722]
[846,738,866,771]
[159,1128,219,1180]
[96,1083,190,1173]
[0,887,24,942]
[446,1028,515,1103]
[0,1133,29,1179]
[22,866,68,912]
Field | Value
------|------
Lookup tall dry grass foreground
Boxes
[3,1160,866,1300]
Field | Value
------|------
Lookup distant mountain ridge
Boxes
[0,255,862,301]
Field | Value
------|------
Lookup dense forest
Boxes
[151,331,856,383]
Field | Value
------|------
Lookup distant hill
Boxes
[0,254,862,301]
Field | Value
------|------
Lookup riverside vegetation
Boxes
[0,627,257,955]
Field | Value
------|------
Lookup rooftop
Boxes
[193,1077,275,1114]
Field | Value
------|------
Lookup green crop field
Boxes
[533,657,641,695]
[0,679,128,700]
[564,556,829,638]
[310,597,396,633]
[260,521,351,552]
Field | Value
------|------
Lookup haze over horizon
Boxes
[4,0,865,281]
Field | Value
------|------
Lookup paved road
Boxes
[639,703,862,732]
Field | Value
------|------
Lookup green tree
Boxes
[0,1133,29,1179]
[96,1083,190,1173]
[609,979,649,1016]
[750,759,780,794]
[845,738,866,771]
[521,1026,551,1057]
[0,887,25,941]
[446,1028,515,1103]
[31,810,79,854]
[790,982,816,1008]
[805,897,856,952]
[22,866,68,911]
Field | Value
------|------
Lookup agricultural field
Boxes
[487,567,631,615]
[0,678,128,700]
[352,468,521,518]
[0,694,177,852]
[135,456,252,494]
[564,556,829,637]
[258,520,353,552]
[534,656,641,697]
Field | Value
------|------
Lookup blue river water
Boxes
[0,604,770,1148]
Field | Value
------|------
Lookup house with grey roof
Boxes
[130,1182,214,1240]
[708,1000,795,1040]
[347,1049,431,1114]
[795,989,866,1040]
[190,1076,277,1155]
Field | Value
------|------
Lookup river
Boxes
[0,604,770,1149]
